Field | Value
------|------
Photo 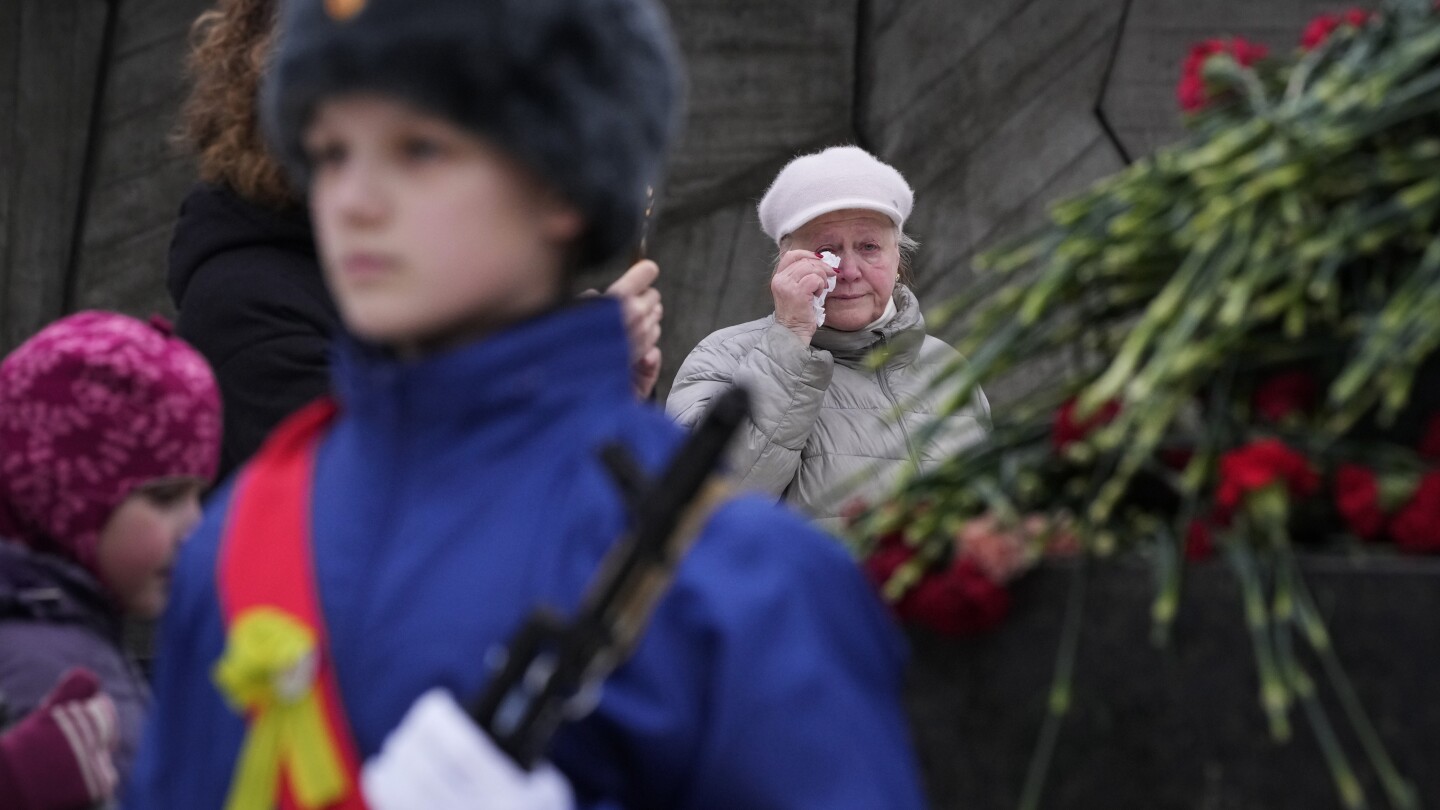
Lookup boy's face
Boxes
[95,477,206,619]
[303,95,584,355]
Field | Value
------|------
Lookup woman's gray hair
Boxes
[896,230,919,283]
[775,226,919,284]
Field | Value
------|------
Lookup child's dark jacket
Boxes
[0,539,149,781]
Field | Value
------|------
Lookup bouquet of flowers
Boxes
[849,2,1440,807]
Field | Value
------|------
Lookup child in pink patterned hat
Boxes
[0,310,220,810]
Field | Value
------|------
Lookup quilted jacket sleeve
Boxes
[666,321,832,497]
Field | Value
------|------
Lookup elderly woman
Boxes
[667,146,989,529]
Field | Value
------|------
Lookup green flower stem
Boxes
[1271,553,1367,809]
[1149,522,1182,648]
[1329,232,1440,431]
[1288,557,1420,810]
[1089,388,1190,524]
[1018,555,1088,810]
[1227,541,1291,742]
[1282,625,1369,809]
[1083,243,1216,409]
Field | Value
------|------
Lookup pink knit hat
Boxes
[0,312,221,574]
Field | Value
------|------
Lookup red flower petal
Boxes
[1052,397,1122,452]
[1334,464,1385,541]
[1160,447,1195,471]
[1214,439,1318,520]
[1178,38,1269,113]
[897,558,1011,637]
[1301,9,1371,50]
[1420,412,1440,460]
[1236,40,1270,66]
[1185,519,1216,560]
[863,543,914,587]
[1253,370,1319,423]
[1301,16,1340,50]
[1391,472,1440,554]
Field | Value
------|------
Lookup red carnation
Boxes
[1053,397,1121,452]
[1334,463,1385,541]
[862,541,913,587]
[1160,447,1195,471]
[1214,438,1319,519]
[1253,370,1319,423]
[1300,9,1371,51]
[1390,472,1440,554]
[1178,38,1269,113]
[1185,519,1216,560]
[864,532,1013,636]
[897,558,1011,637]
[1420,412,1440,460]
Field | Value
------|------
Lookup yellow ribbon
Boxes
[212,607,349,810]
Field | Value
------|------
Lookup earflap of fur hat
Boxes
[757,145,915,244]
[0,312,221,574]
[262,0,685,268]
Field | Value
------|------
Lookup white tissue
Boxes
[815,251,840,327]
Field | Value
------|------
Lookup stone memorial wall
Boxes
[2,0,1363,392]
[10,4,1423,809]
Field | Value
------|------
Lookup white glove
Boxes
[361,688,576,810]
[814,251,840,327]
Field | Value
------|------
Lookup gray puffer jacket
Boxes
[667,285,989,531]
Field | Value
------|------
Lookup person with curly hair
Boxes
[169,0,331,482]
[169,0,666,482]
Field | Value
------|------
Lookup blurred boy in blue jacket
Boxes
[125,0,928,807]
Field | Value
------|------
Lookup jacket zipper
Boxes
[876,334,921,467]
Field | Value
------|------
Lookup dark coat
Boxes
[0,539,149,781]
[167,183,340,482]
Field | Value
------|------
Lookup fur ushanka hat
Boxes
[262,0,684,268]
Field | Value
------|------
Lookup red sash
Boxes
[216,398,368,810]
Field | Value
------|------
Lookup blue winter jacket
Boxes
[124,300,926,809]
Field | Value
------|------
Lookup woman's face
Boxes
[787,209,900,331]
[304,95,583,356]
[95,477,206,619]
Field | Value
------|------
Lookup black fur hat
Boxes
[262,0,683,267]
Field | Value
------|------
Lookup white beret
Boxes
[757,146,914,244]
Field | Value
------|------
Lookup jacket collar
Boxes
[330,297,633,424]
[0,539,119,637]
[810,284,927,364]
